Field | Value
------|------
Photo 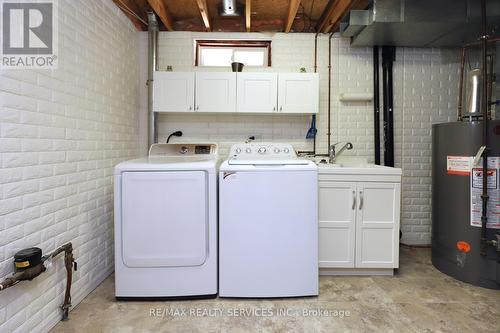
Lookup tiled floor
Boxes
[52,247,500,332]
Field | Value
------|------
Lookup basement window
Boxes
[195,40,271,67]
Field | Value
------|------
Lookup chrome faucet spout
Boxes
[329,142,353,164]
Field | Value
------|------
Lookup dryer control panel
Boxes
[149,143,217,157]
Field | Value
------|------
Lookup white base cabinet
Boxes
[318,168,401,274]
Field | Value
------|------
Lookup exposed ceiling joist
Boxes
[147,0,174,31]
[112,0,147,30]
[316,0,365,33]
[284,0,301,33]
[195,0,212,31]
[246,0,251,32]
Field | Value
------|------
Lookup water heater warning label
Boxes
[470,157,500,229]
[447,156,472,176]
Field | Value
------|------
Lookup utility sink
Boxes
[306,156,402,176]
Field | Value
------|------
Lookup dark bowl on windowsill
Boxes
[231,62,244,72]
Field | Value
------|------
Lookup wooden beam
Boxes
[245,0,251,32]
[195,0,211,32]
[112,0,146,30]
[284,0,301,33]
[316,0,367,33]
[147,0,174,31]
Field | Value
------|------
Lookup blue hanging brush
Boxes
[306,115,317,139]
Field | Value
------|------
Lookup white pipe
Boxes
[339,92,373,102]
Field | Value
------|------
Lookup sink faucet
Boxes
[329,142,353,164]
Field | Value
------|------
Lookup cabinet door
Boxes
[237,73,278,112]
[195,72,236,113]
[277,73,319,113]
[355,182,400,268]
[318,181,357,268]
[153,72,194,112]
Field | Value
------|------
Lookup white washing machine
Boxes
[114,143,218,298]
[219,143,318,297]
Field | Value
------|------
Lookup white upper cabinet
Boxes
[237,73,278,113]
[153,72,318,114]
[195,72,236,113]
[278,73,319,113]
[153,72,194,112]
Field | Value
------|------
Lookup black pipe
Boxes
[373,46,381,165]
[480,0,490,256]
[382,46,395,167]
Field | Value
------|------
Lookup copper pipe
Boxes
[298,32,320,156]
[0,243,75,321]
[462,36,500,49]
[44,243,74,321]
[313,32,319,73]
[0,264,45,290]
[327,32,334,149]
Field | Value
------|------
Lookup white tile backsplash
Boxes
[147,31,460,245]
[0,1,140,332]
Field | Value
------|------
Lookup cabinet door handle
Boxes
[279,106,283,111]
[189,106,192,110]
[273,106,276,111]
[359,191,364,210]
[352,191,356,210]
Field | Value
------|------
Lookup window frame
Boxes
[194,40,272,67]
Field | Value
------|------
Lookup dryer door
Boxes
[121,171,207,267]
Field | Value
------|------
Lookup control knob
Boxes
[245,148,252,153]
[258,147,267,154]
[283,148,290,153]
[235,148,242,153]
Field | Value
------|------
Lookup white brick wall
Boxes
[0,1,140,332]
[150,32,460,245]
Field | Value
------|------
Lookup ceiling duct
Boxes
[340,0,500,47]
[220,0,242,17]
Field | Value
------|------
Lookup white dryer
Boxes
[219,143,318,297]
[114,143,217,298]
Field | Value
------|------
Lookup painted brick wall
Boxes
[150,32,460,245]
[0,1,140,332]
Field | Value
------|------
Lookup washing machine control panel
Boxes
[229,143,297,160]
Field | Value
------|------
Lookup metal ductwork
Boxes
[220,0,241,17]
[340,0,500,47]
